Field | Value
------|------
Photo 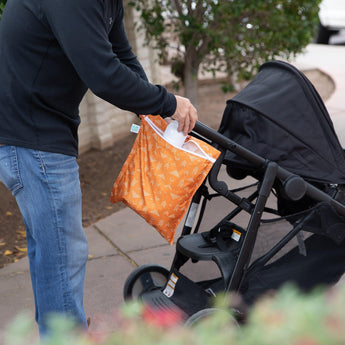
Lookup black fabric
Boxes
[218,61,345,184]
[301,203,345,244]
[0,0,176,156]
[242,234,345,305]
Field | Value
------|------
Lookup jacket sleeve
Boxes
[42,0,176,116]
[108,5,149,83]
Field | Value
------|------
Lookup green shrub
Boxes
[4,283,345,345]
[130,0,321,105]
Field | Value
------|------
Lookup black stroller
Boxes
[123,60,345,323]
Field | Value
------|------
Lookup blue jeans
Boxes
[0,146,89,334]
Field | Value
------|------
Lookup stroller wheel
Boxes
[123,264,170,301]
[185,308,239,328]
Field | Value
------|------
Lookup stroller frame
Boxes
[180,121,345,292]
[123,61,345,321]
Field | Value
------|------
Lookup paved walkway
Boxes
[1,43,345,340]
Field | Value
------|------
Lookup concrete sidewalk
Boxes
[1,43,345,340]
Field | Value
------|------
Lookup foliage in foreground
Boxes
[4,283,345,345]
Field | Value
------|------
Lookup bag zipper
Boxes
[144,117,216,163]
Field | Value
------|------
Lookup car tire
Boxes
[316,22,338,44]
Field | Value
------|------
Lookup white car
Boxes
[317,0,345,43]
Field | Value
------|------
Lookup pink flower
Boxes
[142,305,183,329]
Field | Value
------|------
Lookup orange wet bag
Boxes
[110,115,220,244]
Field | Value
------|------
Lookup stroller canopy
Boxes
[219,60,345,184]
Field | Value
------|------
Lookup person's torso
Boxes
[0,0,118,156]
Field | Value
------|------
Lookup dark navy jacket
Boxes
[0,0,176,156]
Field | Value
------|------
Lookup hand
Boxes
[170,95,198,136]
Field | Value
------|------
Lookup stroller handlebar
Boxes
[192,121,345,217]
[193,121,266,167]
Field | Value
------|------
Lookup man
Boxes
[0,0,197,334]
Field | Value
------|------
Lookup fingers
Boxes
[188,102,198,134]
[164,117,174,125]
[171,95,198,136]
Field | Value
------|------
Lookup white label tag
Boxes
[163,273,178,298]
[130,124,140,134]
[185,202,199,228]
[231,229,241,242]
